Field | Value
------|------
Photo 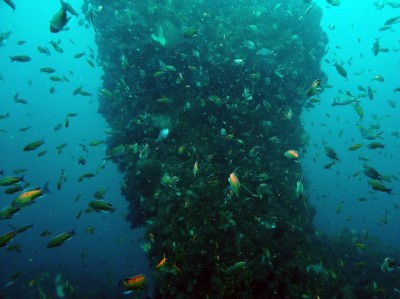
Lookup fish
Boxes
[323,161,336,169]
[367,141,385,150]
[348,144,363,151]
[87,59,95,68]
[76,210,82,219]
[16,224,33,233]
[226,261,247,272]
[14,93,28,104]
[98,88,113,99]
[384,15,400,25]
[295,181,304,199]
[57,169,66,190]
[9,55,31,62]
[89,140,103,146]
[78,156,86,165]
[121,54,129,71]
[40,67,56,73]
[37,150,48,157]
[324,146,340,162]
[184,27,199,38]
[12,182,51,207]
[77,90,92,97]
[74,52,85,58]
[4,184,23,194]
[284,150,299,161]
[193,160,199,177]
[0,175,24,186]
[88,200,115,213]
[372,75,384,82]
[56,143,68,154]
[50,0,78,33]
[353,103,363,119]
[85,226,95,234]
[93,186,107,199]
[228,172,240,197]
[363,164,384,181]
[47,230,75,248]
[334,62,347,78]
[0,231,17,247]
[327,0,340,6]
[306,79,321,97]
[50,40,63,53]
[40,231,52,237]
[0,206,20,220]
[23,140,45,151]
[372,39,380,56]
[156,128,170,142]
[49,75,63,82]
[78,173,95,182]
[19,126,31,132]
[367,86,374,100]
[156,254,167,270]
[367,180,391,194]
[331,95,360,106]
[10,168,24,175]
[121,274,146,294]
[37,46,51,55]
[3,0,16,11]
[6,244,21,253]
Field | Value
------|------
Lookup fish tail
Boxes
[42,181,53,194]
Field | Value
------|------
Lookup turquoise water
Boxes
[304,0,400,246]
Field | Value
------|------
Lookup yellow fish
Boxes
[228,172,240,197]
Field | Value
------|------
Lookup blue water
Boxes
[303,0,400,247]
[0,0,399,297]
[0,1,148,297]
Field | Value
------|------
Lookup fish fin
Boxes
[42,181,53,194]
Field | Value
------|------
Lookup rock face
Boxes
[87,0,333,297]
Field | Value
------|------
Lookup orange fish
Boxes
[156,254,167,270]
[284,150,299,161]
[228,172,240,197]
[12,182,51,207]
[122,274,146,294]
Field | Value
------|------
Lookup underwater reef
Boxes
[83,0,399,297]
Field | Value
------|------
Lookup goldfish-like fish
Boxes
[12,182,51,207]
[50,0,78,33]
[121,274,146,294]
[228,172,240,197]
[284,150,299,161]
